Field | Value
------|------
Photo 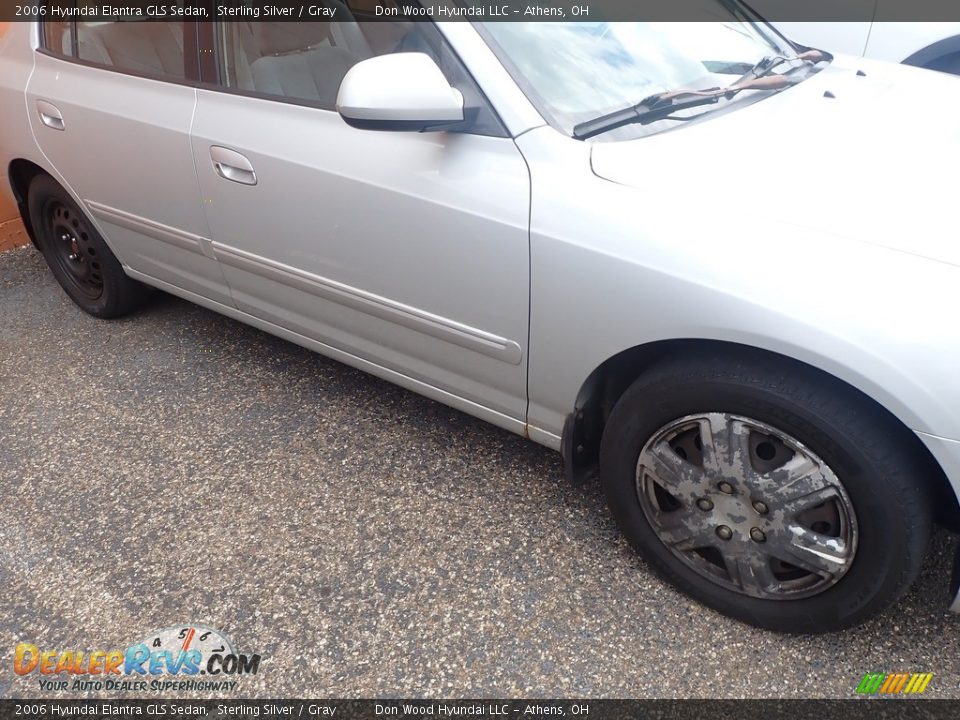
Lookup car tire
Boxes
[28,174,151,318]
[599,351,932,633]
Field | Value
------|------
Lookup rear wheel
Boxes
[599,353,932,633]
[28,175,150,318]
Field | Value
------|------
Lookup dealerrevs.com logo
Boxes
[13,625,261,693]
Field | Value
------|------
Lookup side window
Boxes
[42,20,72,56]
[75,21,188,79]
[216,19,382,107]
[40,2,189,82]
[215,18,505,136]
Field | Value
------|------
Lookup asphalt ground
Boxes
[1,244,958,699]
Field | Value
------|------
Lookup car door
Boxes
[190,20,531,424]
[26,17,232,306]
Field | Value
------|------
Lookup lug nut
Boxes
[752,501,769,515]
[750,527,766,543]
[718,482,735,495]
[716,525,733,540]
[696,498,714,512]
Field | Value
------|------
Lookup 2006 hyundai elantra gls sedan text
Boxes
[2,3,959,633]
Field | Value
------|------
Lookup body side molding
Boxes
[213,242,524,365]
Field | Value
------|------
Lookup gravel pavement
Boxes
[1,245,958,699]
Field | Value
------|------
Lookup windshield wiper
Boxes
[704,54,792,76]
[743,54,795,79]
[573,93,719,140]
[573,50,825,141]
[711,49,826,80]
[572,75,788,140]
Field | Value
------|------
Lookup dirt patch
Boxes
[0,218,28,252]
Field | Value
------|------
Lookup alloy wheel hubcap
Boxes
[635,413,858,600]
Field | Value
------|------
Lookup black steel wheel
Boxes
[44,200,104,301]
[28,175,151,318]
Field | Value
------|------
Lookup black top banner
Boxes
[9,0,960,23]
[2,700,960,720]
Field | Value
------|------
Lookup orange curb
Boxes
[0,218,28,253]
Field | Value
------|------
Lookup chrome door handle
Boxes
[36,100,65,131]
[210,146,257,186]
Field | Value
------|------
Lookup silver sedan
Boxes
[1,8,958,632]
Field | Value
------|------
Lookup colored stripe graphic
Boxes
[857,672,932,695]
[181,627,196,652]
[856,673,886,694]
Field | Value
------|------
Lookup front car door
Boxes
[27,14,232,306]
[190,18,531,428]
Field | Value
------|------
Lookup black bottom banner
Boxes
[2,700,959,720]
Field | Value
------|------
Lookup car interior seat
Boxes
[242,1,373,104]
[245,23,358,104]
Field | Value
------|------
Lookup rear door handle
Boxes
[210,146,257,186]
[36,100,65,131]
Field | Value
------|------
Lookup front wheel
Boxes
[599,353,932,633]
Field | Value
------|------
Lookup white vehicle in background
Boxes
[773,21,960,73]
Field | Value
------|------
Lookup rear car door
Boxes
[27,15,232,306]
[190,19,531,425]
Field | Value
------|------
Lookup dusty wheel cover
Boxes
[635,412,858,600]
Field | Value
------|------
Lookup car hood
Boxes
[590,56,960,268]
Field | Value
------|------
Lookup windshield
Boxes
[477,5,808,141]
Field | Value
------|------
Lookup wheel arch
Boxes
[7,158,49,249]
[562,338,959,529]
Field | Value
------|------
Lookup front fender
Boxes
[518,130,960,474]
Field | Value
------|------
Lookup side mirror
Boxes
[337,53,465,132]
